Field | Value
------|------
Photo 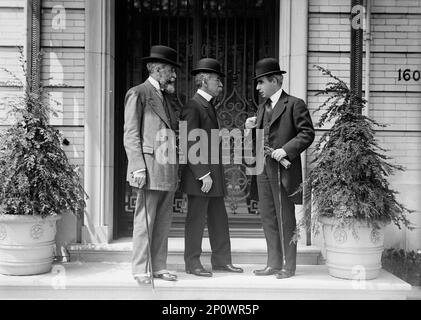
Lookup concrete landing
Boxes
[67,238,322,265]
[0,262,412,300]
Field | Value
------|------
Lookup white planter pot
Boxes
[320,217,386,280]
[0,215,61,276]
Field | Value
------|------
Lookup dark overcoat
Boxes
[255,91,315,204]
[180,93,227,197]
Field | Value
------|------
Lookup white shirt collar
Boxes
[269,88,284,108]
[148,76,161,91]
[197,89,213,102]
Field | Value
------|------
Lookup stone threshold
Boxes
[0,263,412,300]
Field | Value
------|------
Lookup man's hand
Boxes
[244,116,257,129]
[133,171,146,188]
[271,148,287,162]
[201,175,213,194]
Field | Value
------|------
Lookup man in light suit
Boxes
[181,58,243,277]
[245,58,315,279]
[124,45,181,285]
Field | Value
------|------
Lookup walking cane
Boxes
[277,164,287,268]
[142,188,155,290]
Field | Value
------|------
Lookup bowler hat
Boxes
[191,58,225,77]
[253,58,286,80]
[142,45,181,68]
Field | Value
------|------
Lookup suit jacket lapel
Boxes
[256,103,265,128]
[145,80,171,128]
[193,93,219,127]
[270,91,288,126]
[163,93,178,130]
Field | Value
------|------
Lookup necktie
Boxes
[209,98,218,123]
[156,88,172,127]
[156,88,164,101]
[210,98,217,107]
[265,98,273,121]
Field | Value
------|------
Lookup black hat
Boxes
[253,58,286,80]
[142,45,181,68]
[191,58,225,77]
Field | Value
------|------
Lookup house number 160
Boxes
[398,69,420,81]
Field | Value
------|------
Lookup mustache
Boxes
[164,80,175,87]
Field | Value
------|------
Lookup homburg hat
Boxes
[191,58,225,77]
[142,45,181,68]
[253,57,286,80]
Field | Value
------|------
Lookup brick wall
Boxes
[41,0,85,167]
[0,0,25,123]
[308,0,421,250]
[0,0,85,169]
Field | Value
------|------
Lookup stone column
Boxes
[279,0,310,245]
[279,0,308,101]
[82,0,115,243]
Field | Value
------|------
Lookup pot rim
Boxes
[0,214,61,223]
[318,216,389,228]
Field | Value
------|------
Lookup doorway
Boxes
[114,0,279,238]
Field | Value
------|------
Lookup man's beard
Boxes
[160,79,176,94]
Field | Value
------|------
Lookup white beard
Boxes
[162,81,176,94]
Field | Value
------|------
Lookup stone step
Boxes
[67,238,322,265]
[0,262,412,300]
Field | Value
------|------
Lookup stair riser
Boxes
[67,251,321,265]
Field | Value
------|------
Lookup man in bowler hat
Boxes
[245,58,315,279]
[181,58,243,277]
[124,45,181,285]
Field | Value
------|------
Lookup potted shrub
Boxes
[0,53,86,275]
[302,66,412,280]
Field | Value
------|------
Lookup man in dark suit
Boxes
[180,58,243,277]
[245,58,315,279]
[124,45,181,285]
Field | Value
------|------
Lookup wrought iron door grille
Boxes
[122,0,279,228]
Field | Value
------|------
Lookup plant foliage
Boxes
[301,66,412,233]
[0,51,86,217]
[382,248,421,286]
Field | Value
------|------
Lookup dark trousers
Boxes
[184,195,232,270]
[257,157,297,272]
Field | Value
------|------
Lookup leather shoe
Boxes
[212,264,244,273]
[276,269,295,279]
[154,272,178,281]
[253,266,280,276]
[134,276,151,285]
[186,267,213,277]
